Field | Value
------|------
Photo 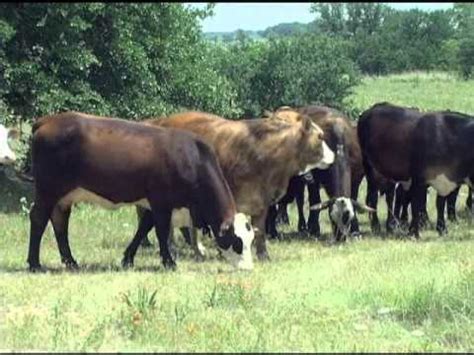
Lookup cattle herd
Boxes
[0,102,473,272]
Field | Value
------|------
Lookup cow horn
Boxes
[351,199,376,213]
[310,198,335,211]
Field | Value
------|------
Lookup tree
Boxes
[453,3,474,78]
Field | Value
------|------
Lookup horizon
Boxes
[187,2,454,33]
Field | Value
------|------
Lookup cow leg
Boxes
[180,226,192,245]
[151,208,176,270]
[350,179,362,238]
[50,204,78,270]
[446,186,459,223]
[362,160,381,234]
[295,180,307,233]
[276,203,290,225]
[394,184,403,220]
[419,185,430,229]
[27,195,56,272]
[188,227,206,262]
[122,209,154,268]
[385,185,397,234]
[253,211,270,261]
[367,185,382,235]
[331,221,341,244]
[436,194,448,235]
[408,179,425,239]
[467,187,473,213]
[265,205,279,239]
[136,207,153,248]
[400,188,411,226]
[307,181,322,238]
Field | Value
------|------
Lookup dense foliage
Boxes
[0,3,472,172]
[310,3,473,76]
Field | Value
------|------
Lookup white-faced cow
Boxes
[0,124,18,165]
[27,112,255,272]
[265,106,374,243]
[129,110,335,261]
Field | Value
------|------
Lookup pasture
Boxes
[0,72,473,352]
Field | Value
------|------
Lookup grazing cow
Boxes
[266,106,374,242]
[27,111,255,272]
[131,110,335,261]
[0,124,18,165]
[359,102,474,237]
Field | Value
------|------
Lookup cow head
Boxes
[0,125,18,165]
[310,197,375,240]
[267,106,335,174]
[217,213,254,270]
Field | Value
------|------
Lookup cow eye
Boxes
[245,222,251,231]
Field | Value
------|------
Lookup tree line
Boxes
[0,3,473,130]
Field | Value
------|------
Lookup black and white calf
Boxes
[310,196,374,242]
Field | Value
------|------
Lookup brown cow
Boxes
[27,111,255,272]
[129,110,335,261]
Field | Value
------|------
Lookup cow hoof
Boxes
[298,225,307,233]
[163,259,177,271]
[65,260,79,271]
[436,226,447,236]
[308,227,320,238]
[257,251,271,262]
[194,254,206,263]
[121,258,134,269]
[269,232,280,240]
[351,232,362,240]
[28,265,46,273]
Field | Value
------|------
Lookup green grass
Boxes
[0,71,473,352]
[347,71,474,114]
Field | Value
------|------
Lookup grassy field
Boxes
[347,71,474,114]
[0,72,473,352]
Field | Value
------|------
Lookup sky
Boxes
[187,3,454,33]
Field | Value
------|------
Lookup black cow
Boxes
[359,102,474,238]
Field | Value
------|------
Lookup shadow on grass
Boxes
[269,217,474,246]
[0,262,165,274]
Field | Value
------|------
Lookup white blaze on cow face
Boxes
[329,197,355,236]
[0,125,17,165]
[298,140,335,175]
[428,174,458,197]
[219,213,254,271]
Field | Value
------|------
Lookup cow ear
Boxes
[8,128,20,140]
[263,109,274,118]
[301,115,312,132]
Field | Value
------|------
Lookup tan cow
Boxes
[128,110,335,261]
